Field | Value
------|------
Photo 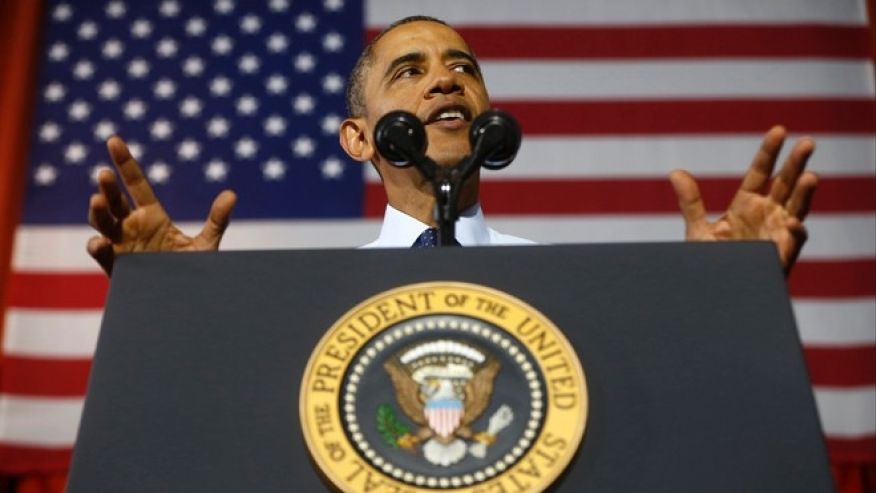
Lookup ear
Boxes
[339,117,375,163]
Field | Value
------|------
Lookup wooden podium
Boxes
[67,243,833,492]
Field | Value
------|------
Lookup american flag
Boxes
[1,0,874,488]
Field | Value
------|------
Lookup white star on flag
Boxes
[102,38,124,59]
[131,18,153,38]
[44,83,65,102]
[204,159,229,182]
[240,15,261,34]
[127,58,150,78]
[263,115,286,136]
[295,13,316,32]
[320,156,345,179]
[234,136,258,159]
[209,76,232,96]
[73,60,95,80]
[266,33,288,53]
[48,42,69,61]
[39,122,62,142]
[93,120,116,141]
[177,139,202,161]
[207,117,230,137]
[183,56,206,77]
[106,1,126,18]
[238,53,260,74]
[293,93,315,114]
[78,21,99,40]
[68,100,91,121]
[294,52,316,73]
[156,37,179,58]
[98,79,121,100]
[147,162,172,184]
[123,99,147,120]
[64,142,87,163]
[261,158,286,180]
[153,79,177,99]
[34,164,59,186]
[292,135,315,157]
[186,17,207,37]
[150,119,174,140]
[179,97,203,118]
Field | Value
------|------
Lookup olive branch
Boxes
[376,404,410,448]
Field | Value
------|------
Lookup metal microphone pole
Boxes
[373,110,521,247]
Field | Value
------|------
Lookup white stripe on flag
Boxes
[814,387,876,437]
[11,214,875,270]
[3,310,102,358]
[4,301,870,356]
[367,0,868,26]
[0,396,82,446]
[486,214,876,259]
[365,136,876,181]
[481,60,876,100]
[794,300,876,347]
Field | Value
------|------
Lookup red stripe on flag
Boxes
[364,177,876,216]
[789,260,876,297]
[367,26,874,59]
[6,272,108,309]
[826,436,876,463]
[495,100,876,135]
[805,347,876,387]
[0,357,91,396]
[0,445,72,475]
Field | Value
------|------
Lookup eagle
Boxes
[383,339,501,466]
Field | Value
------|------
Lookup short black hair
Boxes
[344,16,450,118]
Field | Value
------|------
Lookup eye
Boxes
[394,66,421,79]
[451,63,476,75]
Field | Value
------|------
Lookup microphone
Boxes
[374,111,427,167]
[468,109,521,170]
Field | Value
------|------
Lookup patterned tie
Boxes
[412,228,460,247]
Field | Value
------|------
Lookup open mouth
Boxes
[425,105,472,128]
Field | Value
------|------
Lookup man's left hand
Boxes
[669,125,817,274]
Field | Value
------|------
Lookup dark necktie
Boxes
[412,228,460,247]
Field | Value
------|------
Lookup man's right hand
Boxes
[86,136,237,276]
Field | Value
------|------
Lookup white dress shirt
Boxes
[362,204,535,248]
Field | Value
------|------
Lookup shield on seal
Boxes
[424,398,463,438]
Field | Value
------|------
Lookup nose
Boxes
[426,66,463,98]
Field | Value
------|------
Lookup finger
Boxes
[106,135,158,207]
[96,167,130,220]
[86,235,116,276]
[669,169,708,230]
[786,171,818,221]
[768,136,815,204]
[197,190,237,246]
[739,125,786,193]
[88,193,123,241]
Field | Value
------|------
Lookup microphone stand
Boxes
[374,110,520,247]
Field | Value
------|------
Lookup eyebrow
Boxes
[382,49,482,80]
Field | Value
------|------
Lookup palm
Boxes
[670,126,817,273]
[88,136,236,275]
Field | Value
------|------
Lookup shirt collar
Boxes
[364,203,491,248]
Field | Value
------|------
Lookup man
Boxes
[86,16,817,273]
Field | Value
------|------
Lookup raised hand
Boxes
[86,136,237,276]
[669,126,817,274]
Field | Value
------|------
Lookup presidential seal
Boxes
[300,282,587,492]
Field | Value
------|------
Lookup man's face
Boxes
[360,21,490,167]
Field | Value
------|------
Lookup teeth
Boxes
[437,110,464,121]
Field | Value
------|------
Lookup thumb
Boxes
[669,169,708,231]
[198,189,237,247]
